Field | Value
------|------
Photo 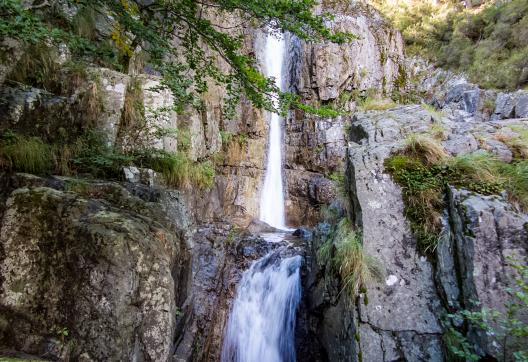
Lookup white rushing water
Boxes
[221,32,302,362]
[221,254,302,362]
[259,32,287,230]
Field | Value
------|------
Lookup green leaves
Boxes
[443,260,528,361]
[2,0,353,118]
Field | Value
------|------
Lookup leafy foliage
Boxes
[443,259,528,361]
[1,0,352,116]
[373,0,528,90]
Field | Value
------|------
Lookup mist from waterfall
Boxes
[259,32,286,230]
[221,254,302,362]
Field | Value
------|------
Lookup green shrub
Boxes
[317,218,384,299]
[0,133,55,174]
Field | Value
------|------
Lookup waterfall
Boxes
[221,31,302,362]
[221,254,302,362]
[259,32,287,230]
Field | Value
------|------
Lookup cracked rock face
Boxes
[443,188,528,357]
[347,107,445,361]
[284,2,406,227]
[0,175,191,361]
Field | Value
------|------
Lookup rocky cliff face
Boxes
[1,1,527,362]
[0,174,192,361]
[299,82,527,361]
[284,1,406,226]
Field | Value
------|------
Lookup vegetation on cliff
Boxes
[1,0,351,116]
[385,134,528,254]
[0,131,215,189]
[373,0,528,89]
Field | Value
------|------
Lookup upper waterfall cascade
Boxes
[259,32,287,230]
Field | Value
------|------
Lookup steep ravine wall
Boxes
[284,1,405,226]
[1,2,527,362]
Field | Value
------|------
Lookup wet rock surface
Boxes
[174,223,284,362]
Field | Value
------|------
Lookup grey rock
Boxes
[516,93,528,118]
[0,179,191,361]
[482,138,513,162]
[443,133,479,156]
[447,187,528,358]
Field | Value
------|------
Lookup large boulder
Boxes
[0,176,191,361]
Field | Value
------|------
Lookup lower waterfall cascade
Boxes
[220,254,302,362]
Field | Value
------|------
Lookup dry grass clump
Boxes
[359,96,397,111]
[495,125,528,159]
[318,218,384,299]
[403,133,449,165]
[428,122,448,141]
[0,134,55,174]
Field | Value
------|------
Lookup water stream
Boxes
[259,32,287,230]
[221,254,302,362]
[221,32,303,362]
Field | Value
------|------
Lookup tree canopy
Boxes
[1,0,353,117]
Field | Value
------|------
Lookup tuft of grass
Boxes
[358,96,397,111]
[428,122,447,141]
[403,134,448,166]
[318,218,384,299]
[220,130,234,146]
[149,152,190,187]
[445,152,506,189]
[189,160,215,190]
[502,160,528,210]
[498,125,528,159]
[422,103,444,122]
[147,151,215,190]
[0,133,55,174]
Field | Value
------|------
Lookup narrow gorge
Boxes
[0,1,527,362]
